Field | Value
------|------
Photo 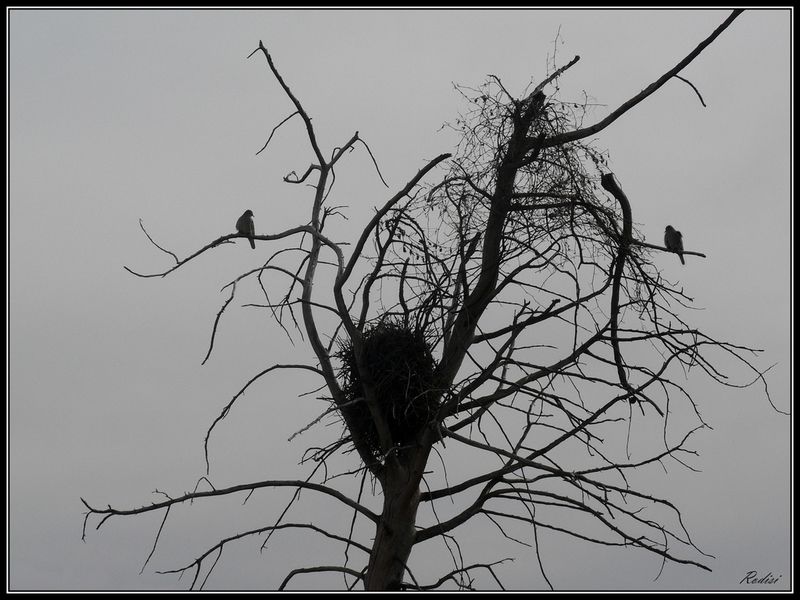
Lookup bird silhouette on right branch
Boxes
[664,225,685,265]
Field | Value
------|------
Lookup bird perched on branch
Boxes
[664,225,685,265]
[236,210,256,250]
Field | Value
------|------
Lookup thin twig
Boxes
[673,74,707,107]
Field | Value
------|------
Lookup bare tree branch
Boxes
[256,110,300,156]
[203,363,325,474]
[81,478,378,528]
[530,10,743,150]
[673,74,707,107]
[280,566,365,591]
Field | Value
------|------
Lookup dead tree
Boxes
[82,10,777,590]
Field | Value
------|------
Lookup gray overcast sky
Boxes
[8,8,792,591]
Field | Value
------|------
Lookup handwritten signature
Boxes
[739,571,782,585]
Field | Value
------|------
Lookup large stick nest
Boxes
[336,320,439,460]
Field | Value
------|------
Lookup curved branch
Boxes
[329,131,360,169]
[81,478,379,528]
[203,363,325,474]
[201,283,236,365]
[158,523,371,590]
[136,218,179,264]
[124,226,344,279]
[125,233,236,278]
[280,565,365,591]
[252,41,326,166]
[407,559,511,591]
[355,136,389,188]
[336,153,451,293]
[532,10,743,150]
[673,75,707,107]
[284,164,320,184]
[531,54,581,96]
[601,172,664,417]
[256,110,300,156]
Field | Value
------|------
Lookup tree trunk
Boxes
[364,443,430,590]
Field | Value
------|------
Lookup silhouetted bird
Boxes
[664,225,685,265]
[236,210,256,250]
